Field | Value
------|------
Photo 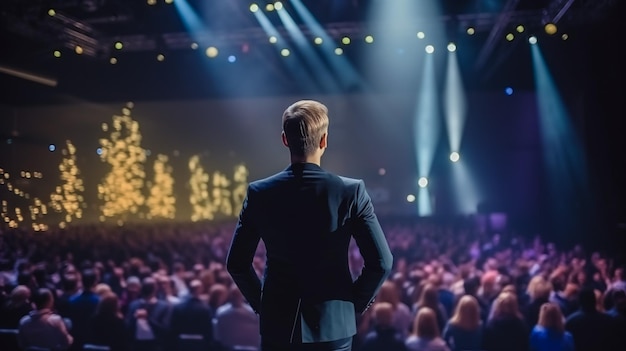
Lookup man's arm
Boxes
[226,186,262,313]
[351,180,393,314]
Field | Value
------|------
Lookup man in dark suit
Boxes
[227,100,394,351]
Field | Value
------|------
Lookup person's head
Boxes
[412,307,440,339]
[450,295,481,330]
[95,292,120,317]
[417,283,439,310]
[10,285,30,305]
[32,288,54,310]
[140,277,157,299]
[491,292,522,320]
[81,269,98,290]
[208,283,229,308]
[463,276,481,296]
[189,279,203,298]
[281,100,329,160]
[377,280,400,308]
[126,276,141,295]
[527,276,552,302]
[578,288,596,312]
[95,283,112,296]
[227,285,245,307]
[373,302,394,329]
[538,302,564,333]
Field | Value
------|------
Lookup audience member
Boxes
[529,302,574,351]
[360,302,408,351]
[169,279,214,351]
[214,284,260,350]
[126,277,170,351]
[565,288,618,351]
[87,291,128,351]
[482,292,528,351]
[442,295,483,351]
[18,288,73,351]
[405,307,450,351]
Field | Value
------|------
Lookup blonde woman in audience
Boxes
[442,295,483,351]
[376,280,413,338]
[529,302,574,351]
[483,292,528,351]
[406,307,450,351]
[413,284,448,332]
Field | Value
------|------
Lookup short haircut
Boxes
[32,288,54,310]
[282,100,329,157]
[82,269,97,289]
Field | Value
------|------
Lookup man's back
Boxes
[228,163,393,344]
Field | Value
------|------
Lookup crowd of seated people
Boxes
[0,218,624,351]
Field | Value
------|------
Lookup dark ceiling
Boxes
[0,0,621,106]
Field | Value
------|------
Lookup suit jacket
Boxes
[226,162,393,344]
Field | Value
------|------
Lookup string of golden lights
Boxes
[146,154,176,220]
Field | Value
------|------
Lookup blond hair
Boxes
[538,302,564,333]
[282,100,329,156]
[492,292,522,320]
[450,295,481,330]
[377,280,400,309]
[373,302,394,328]
[412,307,440,339]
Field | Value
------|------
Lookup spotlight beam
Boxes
[276,7,339,92]
[252,10,319,92]
[290,0,362,90]
[443,50,466,153]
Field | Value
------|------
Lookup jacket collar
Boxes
[285,162,323,172]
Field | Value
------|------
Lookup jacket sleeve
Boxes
[226,185,262,313]
[351,180,393,314]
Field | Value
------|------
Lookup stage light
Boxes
[417,31,425,39]
[280,48,290,57]
[269,36,278,44]
[418,177,428,188]
[314,37,323,45]
[266,3,274,11]
[378,168,386,176]
[447,43,456,52]
[206,46,218,58]
[407,194,416,203]
[165,0,174,4]
[506,33,514,41]
[49,144,56,152]
[529,36,538,44]
[466,27,475,35]
[274,2,283,10]
[157,53,165,61]
[544,23,557,35]
[190,42,198,50]
[75,46,83,54]
[335,48,343,55]
[114,41,123,50]
[516,25,525,33]
[505,87,514,95]
[48,9,56,16]
[96,148,103,155]
[561,33,569,41]
[450,152,460,163]
[110,57,118,64]
[53,50,61,58]
[425,45,434,54]
[228,55,236,63]
[249,3,259,12]
[341,37,351,45]
[365,35,374,44]
[147,0,156,5]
